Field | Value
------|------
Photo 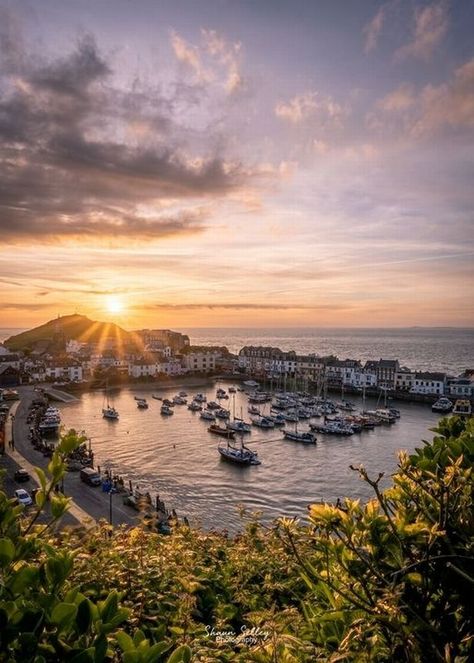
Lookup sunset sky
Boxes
[0,0,473,329]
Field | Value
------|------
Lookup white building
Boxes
[410,372,446,395]
[183,351,219,373]
[128,361,158,378]
[157,360,184,376]
[447,378,473,398]
[45,363,83,382]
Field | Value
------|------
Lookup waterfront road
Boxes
[9,387,138,528]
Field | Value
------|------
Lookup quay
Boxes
[42,387,79,403]
[7,387,139,528]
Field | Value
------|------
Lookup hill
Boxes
[3,314,134,353]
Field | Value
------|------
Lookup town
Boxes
[0,316,472,403]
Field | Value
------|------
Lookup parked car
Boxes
[14,469,30,483]
[14,489,33,506]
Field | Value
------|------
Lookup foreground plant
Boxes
[0,429,191,662]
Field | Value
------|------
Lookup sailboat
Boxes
[102,382,119,420]
[218,433,261,465]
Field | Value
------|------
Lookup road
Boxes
[5,387,139,528]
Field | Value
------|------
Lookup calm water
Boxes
[178,327,474,375]
[59,383,443,531]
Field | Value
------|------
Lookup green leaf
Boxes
[100,590,118,623]
[145,641,173,661]
[35,467,47,491]
[51,602,77,630]
[167,645,192,663]
[115,630,135,653]
[10,565,39,593]
[75,599,92,635]
[0,538,15,566]
[69,648,96,663]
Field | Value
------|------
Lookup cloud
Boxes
[395,1,449,62]
[170,31,211,83]
[363,4,387,54]
[152,302,350,311]
[370,58,474,136]
[377,83,416,112]
[201,29,243,94]
[170,29,244,94]
[413,57,474,134]
[275,91,345,127]
[0,28,251,242]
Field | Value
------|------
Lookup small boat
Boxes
[173,395,187,405]
[208,424,235,438]
[194,393,207,402]
[283,411,299,422]
[248,405,260,415]
[152,394,161,400]
[251,416,275,429]
[266,413,286,426]
[216,388,228,399]
[102,381,119,419]
[284,430,317,444]
[136,399,149,409]
[227,420,252,433]
[179,391,188,397]
[200,410,216,422]
[432,398,453,413]
[452,399,472,417]
[160,405,174,416]
[162,398,174,407]
[206,401,221,410]
[188,401,202,411]
[215,408,230,420]
[218,439,261,465]
[243,380,260,391]
[228,386,237,393]
[103,406,119,420]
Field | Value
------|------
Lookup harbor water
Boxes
[59,384,443,531]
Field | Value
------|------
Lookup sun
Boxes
[105,295,124,315]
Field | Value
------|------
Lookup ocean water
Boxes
[59,384,443,531]
[178,327,474,375]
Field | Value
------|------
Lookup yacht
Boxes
[208,424,235,438]
[432,397,453,413]
[218,439,261,465]
[251,416,275,429]
[103,406,119,420]
[200,410,216,422]
[284,430,317,444]
[102,382,119,420]
[227,420,252,433]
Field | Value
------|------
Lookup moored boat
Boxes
[284,430,317,444]
[200,410,216,421]
[160,405,174,416]
[208,424,235,438]
[432,397,453,413]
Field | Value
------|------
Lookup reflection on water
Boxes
[60,383,441,530]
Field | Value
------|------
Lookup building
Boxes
[135,329,190,352]
[365,359,400,389]
[447,377,473,398]
[0,347,21,370]
[395,369,416,392]
[182,351,219,373]
[45,362,83,382]
[410,372,446,395]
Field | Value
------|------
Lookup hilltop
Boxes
[3,314,133,353]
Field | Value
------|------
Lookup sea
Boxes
[2,326,473,531]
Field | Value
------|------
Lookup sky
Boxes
[0,0,473,330]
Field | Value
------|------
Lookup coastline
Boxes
[10,387,139,528]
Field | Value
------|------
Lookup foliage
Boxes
[0,419,473,662]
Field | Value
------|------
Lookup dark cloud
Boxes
[0,22,246,242]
